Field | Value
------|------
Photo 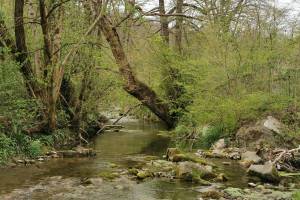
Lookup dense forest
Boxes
[0,0,300,199]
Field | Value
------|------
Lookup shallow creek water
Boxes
[0,120,249,200]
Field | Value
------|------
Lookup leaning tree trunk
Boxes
[99,15,174,128]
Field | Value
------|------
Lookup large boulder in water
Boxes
[176,161,216,184]
[247,162,280,183]
[240,151,262,167]
[236,116,293,150]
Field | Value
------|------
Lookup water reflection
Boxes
[0,121,200,199]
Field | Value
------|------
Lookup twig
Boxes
[272,145,300,165]
[79,128,89,144]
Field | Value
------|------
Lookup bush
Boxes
[27,140,42,158]
[0,134,16,163]
[197,125,225,149]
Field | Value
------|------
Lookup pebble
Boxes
[222,162,231,165]
[16,160,25,164]
[248,182,257,187]
[114,185,124,190]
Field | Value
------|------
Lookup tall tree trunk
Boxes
[48,1,64,131]
[159,0,169,44]
[28,0,42,77]
[99,15,174,128]
[38,0,65,131]
[14,0,40,97]
[175,0,183,53]
[71,65,92,132]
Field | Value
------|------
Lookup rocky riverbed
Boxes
[0,119,300,200]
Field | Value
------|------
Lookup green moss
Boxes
[292,191,300,200]
[128,168,139,175]
[224,187,244,198]
[98,171,120,180]
[172,152,212,166]
[137,170,153,179]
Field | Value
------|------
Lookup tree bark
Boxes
[175,0,183,53]
[14,0,40,97]
[99,15,174,128]
[159,0,169,44]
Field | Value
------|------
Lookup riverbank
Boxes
[0,120,299,200]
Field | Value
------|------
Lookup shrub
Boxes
[27,140,42,158]
[197,125,224,149]
[0,134,16,163]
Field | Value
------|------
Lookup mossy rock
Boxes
[98,171,120,180]
[176,161,215,184]
[108,163,119,168]
[137,170,153,179]
[172,153,211,166]
[128,168,139,175]
[224,187,244,198]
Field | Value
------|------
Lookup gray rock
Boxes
[236,116,292,150]
[228,152,241,160]
[212,139,226,151]
[263,116,283,134]
[248,182,257,187]
[241,151,262,164]
[247,162,280,183]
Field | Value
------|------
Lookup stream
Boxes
[0,120,251,200]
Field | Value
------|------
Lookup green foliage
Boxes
[0,134,16,163]
[189,92,294,131]
[27,140,42,158]
[11,133,42,159]
[197,125,225,149]
[0,132,43,163]
[293,191,300,200]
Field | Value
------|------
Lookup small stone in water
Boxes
[37,158,44,162]
[248,182,257,187]
[114,185,124,190]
